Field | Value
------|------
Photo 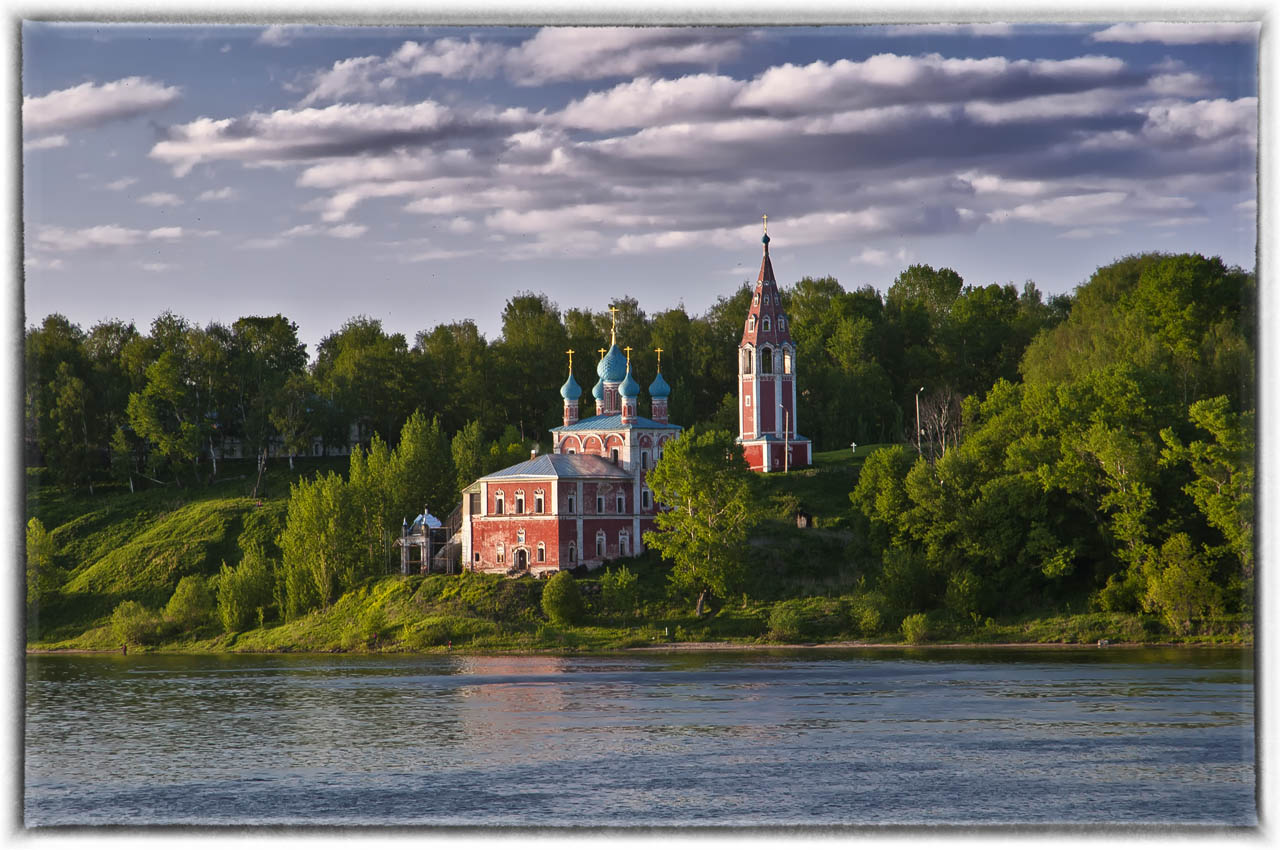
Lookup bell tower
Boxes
[737,217,811,472]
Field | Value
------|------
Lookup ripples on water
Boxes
[24,648,1254,826]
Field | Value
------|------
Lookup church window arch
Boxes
[779,316,786,331]
[762,316,771,332]
[514,490,525,513]
[568,493,576,513]
[742,348,753,375]
[642,488,652,510]
[753,292,759,305]
[760,347,773,374]
[497,543,505,564]
[619,531,630,557]
[784,349,793,374]
[616,493,625,513]
[494,492,504,514]
[568,543,576,563]
[537,543,545,562]
[748,315,756,332]
[595,530,606,557]
[534,490,544,513]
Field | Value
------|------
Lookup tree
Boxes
[600,565,639,618]
[270,373,316,470]
[218,549,276,632]
[1142,533,1221,635]
[392,411,457,523]
[111,600,161,648]
[644,428,762,615]
[313,316,413,448]
[164,575,216,631]
[451,420,487,494]
[541,571,585,626]
[887,264,964,322]
[26,517,62,610]
[279,471,361,613]
[493,293,569,440]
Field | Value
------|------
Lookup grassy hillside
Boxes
[25,446,1250,652]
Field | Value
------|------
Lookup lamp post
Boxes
[915,386,924,457]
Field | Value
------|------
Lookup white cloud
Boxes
[884,23,1016,37]
[105,177,138,191]
[1090,22,1259,45]
[1140,97,1257,144]
[220,44,231,54]
[35,223,186,251]
[197,187,236,201]
[23,135,68,151]
[855,248,891,265]
[999,191,1196,228]
[447,216,475,234]
[24,256,65,270]
[964,88,1131,124]
[138,192,184,206]
[327,223,367,239]
[141,262,177,272]
[402,248,482,262]
[558,74,744,131]
[23,76,181,136]
[256,26,296,47]
[1236,199,1256,214]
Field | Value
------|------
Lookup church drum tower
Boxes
[737,219,812,472]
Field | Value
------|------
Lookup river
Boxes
[24,647,1254,827]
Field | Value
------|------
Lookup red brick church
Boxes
[456,225,810,576]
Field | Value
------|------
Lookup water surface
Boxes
[24,647,1255,826]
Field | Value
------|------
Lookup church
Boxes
[455,225,811,576]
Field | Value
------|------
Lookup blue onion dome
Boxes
[598,343,627,382]
[619,364,641,398]
[592,376,605,401]
[560,370,581,401]
[648,370,671,399]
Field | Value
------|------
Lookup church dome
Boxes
[619,364,640,398]
[591,376,605,401]
[560,370,581,401]
[598,343,627,382]
[648,371,671,399]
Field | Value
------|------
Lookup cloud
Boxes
[884,23,1016,37]
[558,74,744,131]
[24,256,65,270]
[257,26,296,47]
[141,262,177,272]
[997,191,1196,228]
[197,187,237,201]
[150,101,535,176]
[1139,97,1257,145]
[34,224,186,251]
[138,192,184,206]
[300,29,751,104]
[1090,23,1259,45]
[105,177,138,191]
[23,135,67,151]
[23,76,180,136]
[855,248,891,265]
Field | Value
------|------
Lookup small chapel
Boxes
[452,223,811,577]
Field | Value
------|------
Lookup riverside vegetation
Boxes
[25,253,1254,652]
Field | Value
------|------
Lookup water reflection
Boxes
[25,648,1254,827]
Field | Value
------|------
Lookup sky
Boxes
[20,19,1260,358]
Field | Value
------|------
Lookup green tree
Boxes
[393,410,457,523]
[111,600,161,648]
[600,565,639,618]
[25,517,62,609]
[279,471,361,612]
[218,549,277,632]
[644,428,762,615]
[313,316,414,448]
[541,571,585,626]
[451,420,487,494]
[1142,533,1221,635]
[164,575,216,631]
[270,372,316,469]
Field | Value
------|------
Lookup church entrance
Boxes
[515,549,528,572]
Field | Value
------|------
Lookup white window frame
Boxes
[495,493,504,514]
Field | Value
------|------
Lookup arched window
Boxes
[642,488,652,510]
[619,531,630,557]
[496,543,505,564]
[596,495,605,513]
[611,448,619,464]
[537,543,545,562]
[568,493,576,513]
[762,316,771,332]
[494,493,504,514]
[742,349,753,375]
[748,315,756,332]
[567,448,575,454]
[753,292,759,305]
[595,531,606,557]
[760,347,773,374]
[783,349,793,374]
[616,493,625,513]
[641,450,649,468]
[515,493,525,513]
[568,543,576,563]
[779,316,786,331]
[534,492,544,513]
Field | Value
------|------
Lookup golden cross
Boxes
[608,305,619,344]
[597,347,606,360]
[566,348,575,370]
[654,347,663,370]
[623,345,632,363]
[762,213,768,235]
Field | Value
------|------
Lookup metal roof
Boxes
[481,452,634,480]
[550,413,683,432]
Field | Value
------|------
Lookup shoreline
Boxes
[25,639,1250,655]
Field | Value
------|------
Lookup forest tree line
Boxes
[24,262,1075,495]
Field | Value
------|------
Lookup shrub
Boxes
[901,612,930,644]
[165,575,216,631]
[541,571,584,626]
[600,565,638,617]
[850,597,884,637]
[218,550,277,633]
[111,600,161,647]
[768,599,808,641]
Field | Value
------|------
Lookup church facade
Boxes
[459,322,681,576]
[453,226,810,577]
[737,225,812,471]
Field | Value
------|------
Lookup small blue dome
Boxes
[619,364,640,398]
[592,377,605,401]
[598,344,627,382]
[648,371,671,399]
[560,371,581,401]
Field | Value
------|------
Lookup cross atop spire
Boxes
[655,347,663,370]
[623,345,632,363]
[598,346,606,359]
[762,213,767,235]
[566,348,575,371]
[609,305,619,345]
